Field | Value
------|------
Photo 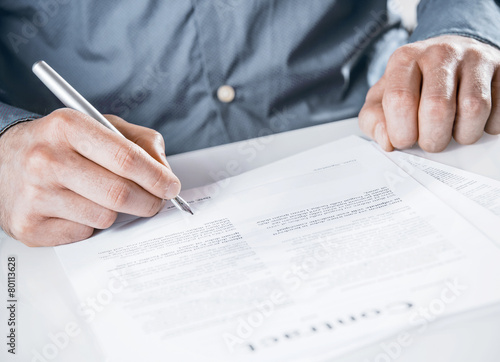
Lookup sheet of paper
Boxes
[386,149,500,216]
[383,149,500,245]
[404,133,500,181]
[55,137,500,362]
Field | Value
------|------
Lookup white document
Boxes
[56,137,500,362]
[386,149,500,217]
[403,133,500,181]
[384,149,500,245]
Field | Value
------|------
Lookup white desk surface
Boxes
[1,118,500,362]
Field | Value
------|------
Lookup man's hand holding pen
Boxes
[0,109,181,246]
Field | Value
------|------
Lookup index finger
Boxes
[57,109,181,200]
[382,47,422,149]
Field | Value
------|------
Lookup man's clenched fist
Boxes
[360,35,500,152]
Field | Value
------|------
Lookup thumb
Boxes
[103,115,172,170]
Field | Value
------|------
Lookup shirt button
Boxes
[217,85,236,103]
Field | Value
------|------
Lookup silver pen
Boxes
[32,60,193,215]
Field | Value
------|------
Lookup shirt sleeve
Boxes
[0,101,41,137]
[409,0,500,50]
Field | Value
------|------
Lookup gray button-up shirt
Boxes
[1,0,499,154]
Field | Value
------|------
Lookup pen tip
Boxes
[171,196,194,215]
[183,202,194,215]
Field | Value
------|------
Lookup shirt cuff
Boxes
[409,0,500,50]
[0,102,41,137]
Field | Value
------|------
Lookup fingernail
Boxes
[165,181,181,199]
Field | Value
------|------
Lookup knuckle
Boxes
[485,118,500,135]
[419,124,454,153]
[106,180,132,209]
[45,109,76,144]
[71,226,94,243]
[464,46,488,63]
[149,166,167,191]
[391,132,417,149]
[47,108,68,124]
[418,138,448,153]
[102,114,120,123]
[9,215,35,243]
[114,143,140,173]
[140,129,166,151]
[426,43,459,60]
[459,94,491,119]
[390,46,419,64]
[358,106,373,127]
[53,225,94,246]
[82,227,94,240]
[51,108,72,118]
[358,104,383,136]
[453,132,480,146]
[145,197,163,217]
[149,129,164,143]
[94,209,117,229]
[47,108,71,128]
[9,192,46,243]
[23,145,54,175]
[384,89,419,108]
[422,51,457,81]
[22,184,44,207]
[421,95,455,120]
[364,85,378,101]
